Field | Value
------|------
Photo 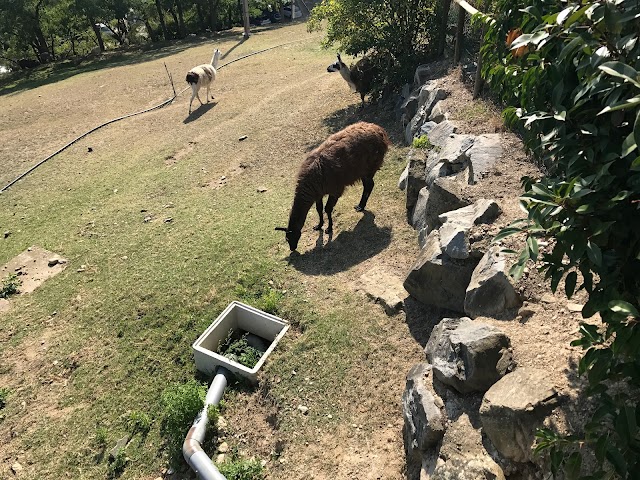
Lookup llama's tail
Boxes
[211,49,221,68]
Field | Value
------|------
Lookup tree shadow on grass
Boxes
[287,211,391,275]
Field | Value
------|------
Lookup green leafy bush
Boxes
[480,0,640,477]
[219,329,263,369]
[160,380,206,465]
[125,410,151,436]
[412,134,434,149]
[308,0,447,95]
[0,273,21,299]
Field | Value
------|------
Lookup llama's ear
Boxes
[337,53,342,62]
[275,227,288,232]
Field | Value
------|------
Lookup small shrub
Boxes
[107,449,128,478]
[0,273,21,299]
[217,458,265,480]
[412,135,433,149]
[0,387,9,410]
[125,411,151,436]
[94,426,108,448]
[161,380,206,465]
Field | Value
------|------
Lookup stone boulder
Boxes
[429,100,447,123]
[480,368,560,462]
[402,363,446,457]
[419,120,458,149]
[405,82,447,144]
[436,200,502,261]
[465,246,521,318]
[398,163,409,191]
[405,151,428,222]
[359,267,406,315]
[414,176,471,247]
[425,317,514,394]
[404,230,478,312]
[422,414,505,480]
[467,134,503,184]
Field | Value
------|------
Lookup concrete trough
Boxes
[192,301,289,382]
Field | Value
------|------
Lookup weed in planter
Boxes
[218,329,264,369]
[0,273,21,299]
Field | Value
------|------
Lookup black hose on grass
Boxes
[0,40,301,194]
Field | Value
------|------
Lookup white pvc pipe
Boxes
[183,367,232,480]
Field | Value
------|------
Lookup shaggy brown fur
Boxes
[276,122,390,251]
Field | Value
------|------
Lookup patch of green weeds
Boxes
[207,404,220,427]
[218,330,264,369]
[94,426,108,448]
[412,135,433,150]
[0,273,21,299]
[234,272,284,315]
[125,411,151,436]
[217,457,265,480]
[0,387,9,409]
[107,449,128,478]
[160,380,206,465]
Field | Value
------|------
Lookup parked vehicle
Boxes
[283,5,302,18]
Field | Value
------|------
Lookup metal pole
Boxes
[242,0,250,39]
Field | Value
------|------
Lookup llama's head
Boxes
[327,53,346,73]
[275,227,301,251]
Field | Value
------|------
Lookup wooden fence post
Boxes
[473,25,486,98]
[437,0,453,57]
[454,5,466,64]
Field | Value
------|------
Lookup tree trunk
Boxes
[176,1,186,37]
[33,24,50,62]
[155,0,170,40]
[90,18,106,52]
[196,3,206,31]
[168,6,180,36]
[145,20,159,42]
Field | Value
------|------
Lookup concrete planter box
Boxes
[192,301,289,382]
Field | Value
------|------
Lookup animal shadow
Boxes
[288,211,391,275]
[183,101,217,123]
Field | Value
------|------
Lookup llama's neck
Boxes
[210,49,220,67]
[287,189,314,234]
[339,67,357,91]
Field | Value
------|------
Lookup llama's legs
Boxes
[325,195,339,234]
[313,199,324,231]
[189,87,198,114]
[355,176,374,212]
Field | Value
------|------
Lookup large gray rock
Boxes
[438,199,502,229]
[437,134,475,166]
[429,100,447,123]
[401,90,420,123]
[465,246,521,318]
[412,187,430,232]
[405,82,447,144]
[398,163,409,191]
[480,368,560,462]
[422,414,506,480]
[405,151,428,222]
[359,267,406,315]
[435,200,502,261]
[468,134,503,184]
[404,230,478,312]
[425,317,513,394]
[415,176,471,248]
[430,458,506,480]
[419,120,458,149]
[402,363,446,457]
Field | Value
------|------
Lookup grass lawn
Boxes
[0,22,430,479]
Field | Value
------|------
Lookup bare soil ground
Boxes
[0,23,589,480]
